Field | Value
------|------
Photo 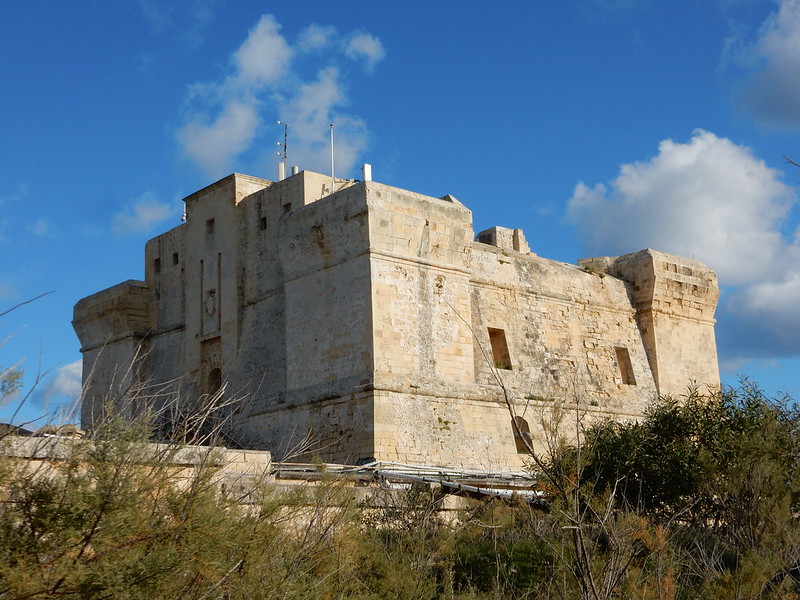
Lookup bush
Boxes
[3,378,800,599]
[571,381,800,597]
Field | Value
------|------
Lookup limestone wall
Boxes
[366,183,474,387]
[358,181,661,469]
[73,280,153,427]
[144,226,186,332]
[200,175,373,459]
[588,249,720,397]
[469,246,657,411]
[372,390,640,471]
[231,391,375,464]
[277,183,373,397]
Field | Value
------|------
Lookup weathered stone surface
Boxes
[74,170,720,470]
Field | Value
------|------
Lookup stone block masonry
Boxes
[74,169,720,471]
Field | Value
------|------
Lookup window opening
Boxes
[153,258,161,274]
[208,368,222,397]
[172,252,179,265]
[206,218,215,235]
[488,328,512,370]
[512,416,532,454]
[259,216,267,230]
[615,347,636,385]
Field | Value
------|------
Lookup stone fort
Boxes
[73,169,719,471]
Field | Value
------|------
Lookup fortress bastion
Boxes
[73,169,719,471]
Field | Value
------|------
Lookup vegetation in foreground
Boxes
[1,380,800,599]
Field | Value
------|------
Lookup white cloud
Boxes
[284,67,344,147]
[722,266,800,358]
[177,15,382,180]
[297,24,336,53]
[112,191,176,235]
[174,14,289,177]
[344,33,386,72]
[50,360,82,400]
[231,15,293,89]
[278,67,369,174]
[735,0,800,127]
[736,270,800,320]
[567,129,800,361]
[33,360,82,411]
[567,129,796,286]
[178,101,260,176]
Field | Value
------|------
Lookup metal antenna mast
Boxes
[276,120,289,179]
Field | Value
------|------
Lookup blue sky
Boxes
[2,1,800,426]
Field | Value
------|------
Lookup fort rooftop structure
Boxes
[74,169,719,471]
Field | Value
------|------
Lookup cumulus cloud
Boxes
[112,191,176,235]
[567,129,800,361]
[297,24,336,53]
[178,101,261,176]
[32,360,82,411]
[734,0,800,128]
[344,33,386,72]
[568,130,796,285]
[278,67,369,173]
[231,15,293,89]
[719,267,800,359]
[177,15,383,179]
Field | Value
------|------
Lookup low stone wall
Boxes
[0,435,273,493]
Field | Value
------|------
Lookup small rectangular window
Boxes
[259,216,267,230]
[282,202,291,213]
[172,252,179,265]
[488,328,512,370]
[153,258,161,274]
[615,347,636,385]
[206,218,215,235]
